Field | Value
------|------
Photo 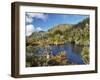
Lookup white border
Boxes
[19,6,95,75]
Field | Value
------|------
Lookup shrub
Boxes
[81,47,89,64]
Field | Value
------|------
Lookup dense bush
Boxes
[81,47,89,64]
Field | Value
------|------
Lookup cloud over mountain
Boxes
[26,25,34,36]
[26,24,42,36]
[25,13,47,36]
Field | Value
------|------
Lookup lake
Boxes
[26,43,85,66]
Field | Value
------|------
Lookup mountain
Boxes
[74,18,89,29]
[26,18,89,46]
[48,24,72,33]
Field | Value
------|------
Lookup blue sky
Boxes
[25,12,89,36]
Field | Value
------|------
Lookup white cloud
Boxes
[26,13,46,34]
[26,17,33,23]
[26,24,43,36]
[26,13,47,23]
[36,27,42,31]
[26,25,34,36]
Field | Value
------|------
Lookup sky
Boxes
[25,12,89,36]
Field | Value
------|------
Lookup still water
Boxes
[29,43,84,64]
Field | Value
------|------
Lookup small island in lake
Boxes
[26,13,89,67]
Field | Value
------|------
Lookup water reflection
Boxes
[26,43,84,66]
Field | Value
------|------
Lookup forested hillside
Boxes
[26,18,89,46]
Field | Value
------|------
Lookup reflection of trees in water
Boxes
[71,44,83,55]
[26,44,87,67]
[26,44,69,67]
[71,44,89,64]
